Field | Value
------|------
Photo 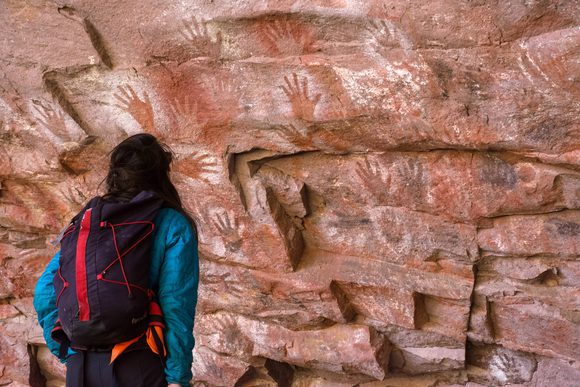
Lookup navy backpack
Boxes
[51,191,164,353]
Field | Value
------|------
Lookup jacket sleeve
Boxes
[159,213,199,386]
[33,251,68,362]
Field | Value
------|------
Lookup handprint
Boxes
[204,272,246,300]
[366,19,413,53]
[262,19,316,56]
[113,85,155,134]
[281,73,321,121]
[180,16,222,58]
[212,210,242,252]
[214,313,253,357]
[396,159,425,201]
[173,152,220,183]
[205,78,245,126]
[32,100,68,138]
[396,159,424,183]
[168,96,207,141]
[355,158,393,202]
[366,19,396,49]
[272,123,313,148]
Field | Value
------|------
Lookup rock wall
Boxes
[1,0,579,386]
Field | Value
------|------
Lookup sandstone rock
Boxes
[491,300,579,361]
[0,251,55,299]
[305,205,478,265]
[191,345,252,386]
[473,256,580,361]
[1,0,578,385]
[478,211,580,257]
[253,151,580,223]
[0,112,67,179]
[381,325,465,375]
[35,345,66,387]
[331,281,416,329]
[198,259,348,329]
[200,246,474,334]
[0,1,99,71]
[529,357,580,387]
[359,370,468,387]
[466,342,536,386]
[0,313,39,386]
[478,256,580,287]
[0,178,82,232]
[515,149,580,169]
[196,311,390,380]
[57,137,109,175]
[0,304,20,320]
[44,31,580,156]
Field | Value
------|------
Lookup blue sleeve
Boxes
[33,251,71,362]
[159,214,199,386]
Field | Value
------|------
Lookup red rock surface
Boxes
[1,0,579,386]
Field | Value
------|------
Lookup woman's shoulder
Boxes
[155,207,190,227]
[154,208,195,237]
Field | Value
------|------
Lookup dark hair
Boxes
[102,133,197,237]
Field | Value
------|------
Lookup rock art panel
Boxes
[1,0,579,386]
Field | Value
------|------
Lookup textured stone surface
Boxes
[195,311,390,380]
[1,0,579,386]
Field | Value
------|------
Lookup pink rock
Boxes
[331,281,417,329]
[530,357,580,387]
[0,304,19,320]
[1,1,579,385]
[478,211,580,257]
[255,151,580,223]
[467,342,536,385]
[198,259,348,329]
[304,205,478,265]
[196,311,390,380]
[191,345,252,386]
[491,301,579,361]
[36,345,66,384]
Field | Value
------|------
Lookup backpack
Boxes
[51,190,164,353]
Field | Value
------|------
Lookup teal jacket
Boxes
[33,208,199,386]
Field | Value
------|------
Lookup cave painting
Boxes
[32,100,68,139]
[273,123,313,148]
[260,19,316,56]
[211,210,243,253]
[281,73,321,121]
[2,3,579,385]
[180,16,223,58]
[367,18,414,52]
[168,95,207,141]
[173,151,220,183]
[113,85,155,134]
[204,78,245,127]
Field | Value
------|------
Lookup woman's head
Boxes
[105,133,173,200]
[103,134,196,231]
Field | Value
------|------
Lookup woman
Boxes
[33,133,199,387]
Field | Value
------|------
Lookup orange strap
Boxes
[109,325,167,364]
[110,295,167,364]
[110,334,144,364]
[146,325,166,357]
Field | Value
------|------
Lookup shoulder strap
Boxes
[52,196,103,246]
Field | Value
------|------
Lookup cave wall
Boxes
[1,0,579,386]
